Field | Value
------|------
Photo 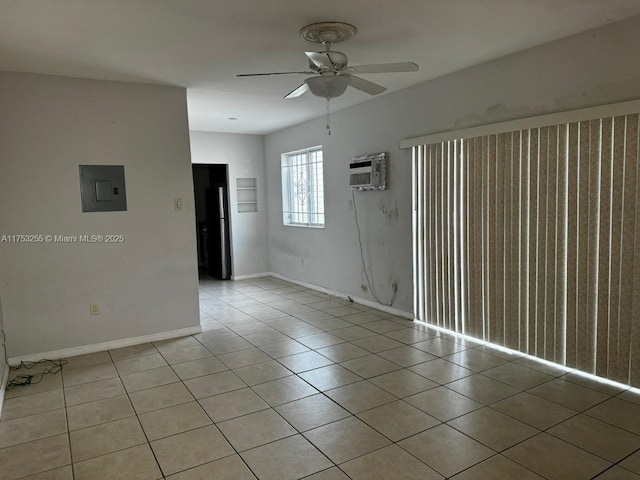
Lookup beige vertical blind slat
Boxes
[454,140,463,333]
[566,122,580,368]
[435,143,444,327]
[583,120,607,372]
[576,121,590,371]
[556,124,569,364]
[428,145,437,325]
[608,116,627,379]
[472,137,484,338]
[423,145,430,324]
[413,147,424,318]
[444,141,451,330]
[528,129,539,355]
[495,133,507,345]
[482,136,490,339]
[440,143,449,328]
[520,130,531,352]
[508,131,521,350]
[464,140,473,335]
[487,135,497,343]
[451,138,456,330]
[424,144,430,324]
[440,142,447,328]
[418,145,425,323]
[421,145,428,323]
[537,127,549,358]
[545,126,558,361]
[447,141,459,331]
[447,142,455,329]
[461,139,468,334]
[617,114,638,382]
[596,118,613,377]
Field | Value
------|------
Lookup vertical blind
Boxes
[413,113,640,386]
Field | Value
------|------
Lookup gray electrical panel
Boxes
[79,165,127,212]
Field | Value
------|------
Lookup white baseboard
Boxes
[231,272,272,281]
[268,272,413,320]
[7,325,202,366]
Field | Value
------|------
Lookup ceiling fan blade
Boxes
[236,71,314,77]
[346,62,419,74]
[305,52,333,70]
[346,75,387,95]
[284,83,309,99]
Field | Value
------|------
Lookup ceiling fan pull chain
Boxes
[325,98,331,135]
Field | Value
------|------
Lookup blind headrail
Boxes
[400,98,640,149]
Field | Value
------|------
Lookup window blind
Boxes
[413,113,640,386]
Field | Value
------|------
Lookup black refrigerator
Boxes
[206,185,231,279]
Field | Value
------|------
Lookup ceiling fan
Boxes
[237,21,419,100]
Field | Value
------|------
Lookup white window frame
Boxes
[281,146,325,228]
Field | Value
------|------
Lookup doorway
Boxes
[193,164,232,279]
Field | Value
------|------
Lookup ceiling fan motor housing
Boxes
[308,51,348,72]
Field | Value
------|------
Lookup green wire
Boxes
[1,330,68,390]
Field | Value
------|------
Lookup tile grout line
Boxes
[109,348,166,480]
[60,366,76,480]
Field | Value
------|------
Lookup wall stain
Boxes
[377,200,399,223]
[452,103,539,131]
[553,80,640,111]
[451,80,640,133]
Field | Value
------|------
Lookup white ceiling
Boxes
[2,0,640,135]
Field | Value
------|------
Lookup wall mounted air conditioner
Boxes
[349,152,388,191]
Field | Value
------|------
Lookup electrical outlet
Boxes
[90,303,100,315]
[361,284,368,293]
[174,198,183,211]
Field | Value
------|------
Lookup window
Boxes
[281,146,325,227]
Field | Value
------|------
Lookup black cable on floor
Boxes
[1,330,68,390]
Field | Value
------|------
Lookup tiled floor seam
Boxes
[130,422,164,477]
[502,440,614,480]
[166,334,441,475]
[157,350,291,480]
[59,369,76,480]
[612,446,640,472]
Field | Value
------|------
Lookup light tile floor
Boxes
[2,276,640,479]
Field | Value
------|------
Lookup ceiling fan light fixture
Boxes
[305,75,350,98]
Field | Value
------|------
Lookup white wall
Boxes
[264,15,640,314]
[189,131,268,277]
[0,72,200,357]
